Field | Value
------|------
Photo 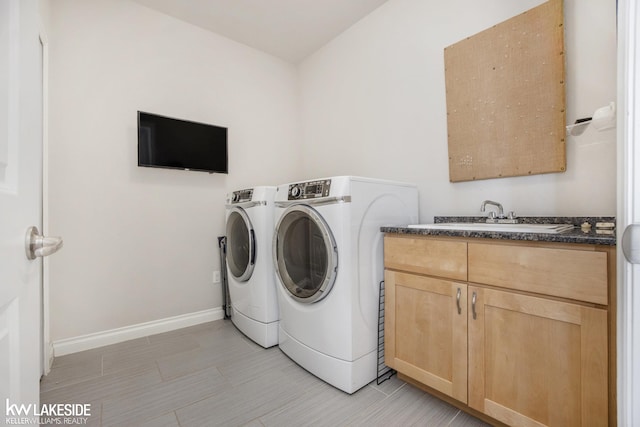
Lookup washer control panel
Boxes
[288,179,331,200]
[230,188,253,203]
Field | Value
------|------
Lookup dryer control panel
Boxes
[230,188,253,203]
[288,179,331,200]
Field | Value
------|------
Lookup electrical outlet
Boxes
[213,270,221,283]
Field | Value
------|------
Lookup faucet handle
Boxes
[507,211,517,220]
[487,211,497,219]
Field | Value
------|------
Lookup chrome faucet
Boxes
[480,200,504,220]
[480,200,518,223]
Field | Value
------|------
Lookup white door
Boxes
[618,0,640,425]
[0,0,53,420]
[225,207,256,282]
[273,204,338,303]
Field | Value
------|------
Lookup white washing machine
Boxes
[272,176,418,393]
[225,186,279,348]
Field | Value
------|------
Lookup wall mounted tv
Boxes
[138,111,228,174]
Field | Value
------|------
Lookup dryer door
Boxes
[273,205,338,303]
[226,207,256,282]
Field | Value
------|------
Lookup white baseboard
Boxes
[52,307,225,357]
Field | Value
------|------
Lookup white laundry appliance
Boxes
[272,176,418,393]
[225,186,279,348]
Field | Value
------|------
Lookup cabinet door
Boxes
[385,270,468,402]
[468,286,608,427]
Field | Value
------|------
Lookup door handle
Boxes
[622,224,640,264]
[25,226,63,260]
[471,291,477,320]
[250,229,256,265]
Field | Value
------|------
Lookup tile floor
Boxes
[40,319,489,426]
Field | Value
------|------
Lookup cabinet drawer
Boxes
[384,235,467,281]
[468,243,608,305]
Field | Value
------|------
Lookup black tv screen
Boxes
[138,111,228,174]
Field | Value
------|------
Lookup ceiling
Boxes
[131,0,390,63]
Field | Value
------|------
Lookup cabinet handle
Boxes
[472,292,477,320]
[456,288,462,315]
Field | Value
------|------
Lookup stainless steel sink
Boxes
[407,223,575,234]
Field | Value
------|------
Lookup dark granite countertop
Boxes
[381,216,616,246]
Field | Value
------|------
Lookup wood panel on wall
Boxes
[444,0,566,182]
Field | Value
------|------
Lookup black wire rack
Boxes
[218,236,231,319]
[376,280,396,385]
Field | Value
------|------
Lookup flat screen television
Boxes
[138,111,228,174]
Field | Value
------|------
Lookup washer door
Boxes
[226,207,256,282]
[273,205,338,303]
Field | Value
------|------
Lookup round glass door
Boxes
[226,207,255,282]
[273,205,338,303]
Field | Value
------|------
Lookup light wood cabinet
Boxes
[384,271,468,402]
[384,234,614,427]
[468,286,608,427]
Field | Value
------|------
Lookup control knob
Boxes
[290,185,301,198]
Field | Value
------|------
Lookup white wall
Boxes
[299,0,617,220]
[48,0,299,341]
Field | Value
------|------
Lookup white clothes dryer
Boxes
[273,176,418,393]
[225,186,278,348]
